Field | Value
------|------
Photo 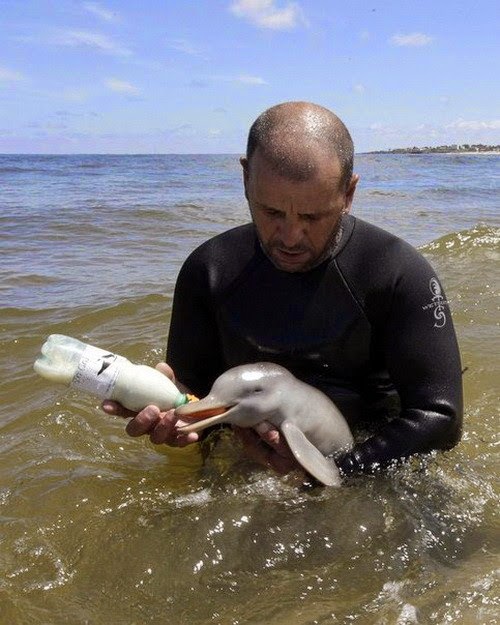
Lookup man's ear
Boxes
[240,156,249,199]
[240,156,249,177]
[343,173,359,215]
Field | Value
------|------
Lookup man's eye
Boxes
[301,214,319,222]
[264,209,281,218]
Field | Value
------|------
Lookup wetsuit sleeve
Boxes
[166,252,225,398]
[338,250,463,474]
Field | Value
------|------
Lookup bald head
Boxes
[246,101,354,189]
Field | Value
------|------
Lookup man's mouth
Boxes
[273,247,309,264]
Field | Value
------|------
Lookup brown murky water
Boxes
[1,154,498,624]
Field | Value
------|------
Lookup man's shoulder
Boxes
[179,223,257,288]
[350,216,411,248]
[201,222,255,249]
[347,216,425,265]
[338,216,436,308]
[186,223,255,264]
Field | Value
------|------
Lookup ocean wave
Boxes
[1,292,169,319]
[427,187,491,197]
[1,292,170,328]
[174,202,205,209]
[366,190,408,197]
[0,167,53,174]
[1,273,61,287]
[445,153,500,161]
[0,293,173,381]
[421,224,500,255]
[76,162,107,169]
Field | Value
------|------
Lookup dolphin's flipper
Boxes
[280,420,342,487]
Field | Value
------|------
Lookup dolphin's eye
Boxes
[253,387,264,393]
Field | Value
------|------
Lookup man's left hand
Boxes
[233,421,301,474]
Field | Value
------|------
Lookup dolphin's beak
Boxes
[175,397,234,433]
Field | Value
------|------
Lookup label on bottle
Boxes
[70,345,125,400]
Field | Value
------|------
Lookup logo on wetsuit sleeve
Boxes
[421,277,448,328]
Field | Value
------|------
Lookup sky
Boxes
[1,0,499,153]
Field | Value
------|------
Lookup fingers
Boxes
[155,362,192,395]
[233,423,300,475]
[101,361,198,446]
[125,405,161,437]
[253,422,295,460]
[148,411,173,444]
[100,359,173,418]
[101,399,137,419]
[155,362,175,381]
[123,405,200,447]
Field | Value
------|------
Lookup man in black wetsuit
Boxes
[103,101,463,476]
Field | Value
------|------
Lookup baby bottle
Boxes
[34,334,190,412]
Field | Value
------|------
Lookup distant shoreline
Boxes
[367,144,500,155]
[1,147,499,157]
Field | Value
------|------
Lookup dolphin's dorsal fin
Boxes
[280,420,342,487]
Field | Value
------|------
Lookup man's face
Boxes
[241,149,358,273]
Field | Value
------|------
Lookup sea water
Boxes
[0,153,498,624]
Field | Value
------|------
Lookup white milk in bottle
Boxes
[34,334,190,412]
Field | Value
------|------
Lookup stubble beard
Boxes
[256,217,345,273]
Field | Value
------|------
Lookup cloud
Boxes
[189,74,267,87]
[0,66,25,82]
[55,110,80,117]
[83,2,118,22]
[105,78,140,95]
[229,0,304,30]
[446,118,500,130]
[353,83,365,94]
[167,38,207,59]
[45,121,69,130]
[0,123,246,154]
[236,74,267,84]
[160,124,197,139]
[53,110,99,119]
[390,33,433,47]
[188,78,210,88]
[62,87,90,102]
[53,29,132,56]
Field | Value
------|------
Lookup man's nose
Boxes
[279,218,303,247]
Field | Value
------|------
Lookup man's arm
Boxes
[238,235,463,478]
[338,250,463,474]
[166,251,225,398]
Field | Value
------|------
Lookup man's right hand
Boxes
[101,362,200,447]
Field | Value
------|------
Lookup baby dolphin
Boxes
[175,362,354,486]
